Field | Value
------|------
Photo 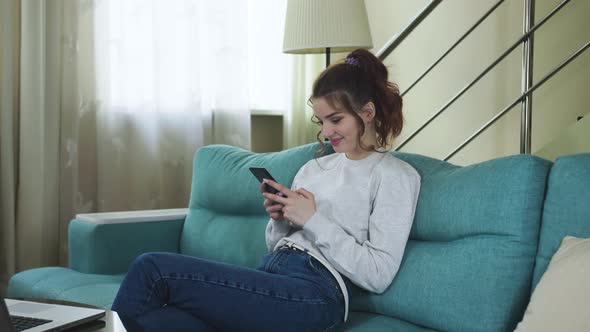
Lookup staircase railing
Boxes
[376,0,589,161]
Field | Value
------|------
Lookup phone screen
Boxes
[249,167,279,194]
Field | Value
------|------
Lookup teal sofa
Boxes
[8,143,590,331]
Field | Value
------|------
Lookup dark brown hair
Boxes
[309,49,403,157]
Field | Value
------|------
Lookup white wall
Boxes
[365,0,589,164]
[535,115,590,161]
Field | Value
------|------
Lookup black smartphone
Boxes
[249,167,279,194]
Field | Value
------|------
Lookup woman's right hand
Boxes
[260,182,285,221]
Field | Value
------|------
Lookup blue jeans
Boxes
[111,249,345,332]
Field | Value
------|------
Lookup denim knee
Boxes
[112,253,167,312]
[129,252,167,274]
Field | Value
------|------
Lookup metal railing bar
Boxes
[395,0,571,151]
[444,39,590,161]
[377,0,442,61]
[401,0,505,97]
[520,0,535,154]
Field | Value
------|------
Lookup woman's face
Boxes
[312,97,371,160]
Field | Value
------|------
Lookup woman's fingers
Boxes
[266,204,283,213]
[295,188,314,199]
[267,203,284,219]
[263,191,288,205]
[263,179,294,197]
[259,182,267,193]
[270,212,284,220]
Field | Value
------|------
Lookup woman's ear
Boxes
[361,102,376,123]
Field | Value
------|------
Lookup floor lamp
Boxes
[282,0,373,68]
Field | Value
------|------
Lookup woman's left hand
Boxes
[262,179,316,228]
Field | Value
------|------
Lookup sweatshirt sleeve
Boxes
[303,164,421,293]
[265,219,291,252]
[264,164,306,252]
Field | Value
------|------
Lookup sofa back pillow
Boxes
[180,143,331,268]
[349,153,551,332]
[532,153,590,290]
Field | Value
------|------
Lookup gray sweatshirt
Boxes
[265,151,421,321]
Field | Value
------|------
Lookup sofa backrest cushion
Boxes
[180,143,332,268]
[349,153,551,332]
[532,153,590,290]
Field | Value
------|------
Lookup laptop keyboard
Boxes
[10,315,52,331]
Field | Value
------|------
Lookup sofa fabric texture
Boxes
[352,153,551,332]
[7,143,590,332]
[69,218,184,274]
[8,267,124,309]
[532,154,590,289]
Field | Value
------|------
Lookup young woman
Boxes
[112,49,420,332]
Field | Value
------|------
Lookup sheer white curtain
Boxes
[90,0,254,212]
[284,55,325,148]
[0,0,288,295]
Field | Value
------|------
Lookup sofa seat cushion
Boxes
[7,267,124,309]
[342,312,438,331]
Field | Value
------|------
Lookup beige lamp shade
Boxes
[283,0,373,54]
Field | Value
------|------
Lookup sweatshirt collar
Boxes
[341,150,386,167]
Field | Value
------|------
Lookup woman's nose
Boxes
[321,124,332,138]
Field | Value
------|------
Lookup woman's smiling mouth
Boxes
[330,138,343,146]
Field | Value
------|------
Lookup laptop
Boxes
[0,297,105,332]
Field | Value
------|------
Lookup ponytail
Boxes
[310,49,403,155]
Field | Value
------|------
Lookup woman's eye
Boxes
[332,118,341,124]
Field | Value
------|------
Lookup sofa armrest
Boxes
[69,208,187,274]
